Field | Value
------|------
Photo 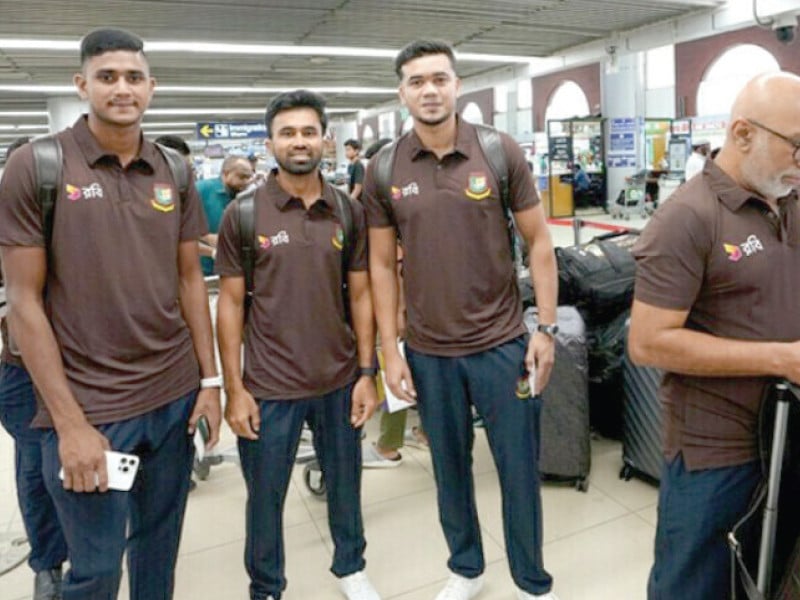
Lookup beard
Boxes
[275,153,322,175]
[413,110,452,127]
[741,140,795,200]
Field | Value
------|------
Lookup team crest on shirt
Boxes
[151,184,175,212]
[515,376,532,399]
[331,225,344,251]
[465,172,491,201]
[724,235,764,262]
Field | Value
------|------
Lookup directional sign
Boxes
[196,121,266,140]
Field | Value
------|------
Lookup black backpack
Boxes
[30,135,190,257]
[235,182,355,320]
[370,123,517,260]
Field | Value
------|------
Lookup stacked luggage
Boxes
[556,230,639,440]
[524,306,590,492]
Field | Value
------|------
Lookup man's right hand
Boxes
[384,349,417,404]
[225,387,261,440]
[58,422,111,493]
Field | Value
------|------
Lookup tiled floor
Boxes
[0,213,659,600]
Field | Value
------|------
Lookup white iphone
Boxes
[59,450,140,491]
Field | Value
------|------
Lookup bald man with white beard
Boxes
[629,71,800,600]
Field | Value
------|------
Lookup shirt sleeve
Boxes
[633,199,710,310]
[178,173,209,242]
[352,161,365,185]
[214,200,243,277]
[500,133,540,213]
[347,198,368,272]
[0,144,45,247]
[362,152,395,228]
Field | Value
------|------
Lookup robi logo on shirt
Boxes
[258,230,290,250]
[65,182,104,202]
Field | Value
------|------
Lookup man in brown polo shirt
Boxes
[0,28,221,600]
[215,90,380,600]
[363,40,559,600]
[629,71,800,600]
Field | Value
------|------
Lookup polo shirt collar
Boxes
[269,169,335,211]
[708,158,797,212]
[707,158,800,243]
[406,116,472,161]
[71,115,156,170]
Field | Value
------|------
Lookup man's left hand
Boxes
[526,333,555,395]
[350,375,379,428]
[188,388,222,449]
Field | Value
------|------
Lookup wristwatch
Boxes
[536,323,559,338]
[359,366,378,378]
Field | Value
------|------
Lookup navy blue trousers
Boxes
[0,361,67,573]
[406,335,553,595]
[238,383,365,600]
[41,391,196,600]
[648,454,761,600]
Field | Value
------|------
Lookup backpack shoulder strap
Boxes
[331,185,355,272]
[473,123,515,260]
[235,185,258,311]
[473,123,510,214]
[371,141,397,206]
[30,136,62,254]
[155,143,189,211]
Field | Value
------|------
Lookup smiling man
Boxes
[363,40,559,600]
[629,71,800,599]
[0,28,220,599]
[216,90,380,600]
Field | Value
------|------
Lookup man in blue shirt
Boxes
[196,155,253,275]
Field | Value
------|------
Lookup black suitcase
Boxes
[587,309,630,439]
[620,335,664,484]
[556,230,639,325]
[524,306,590,492]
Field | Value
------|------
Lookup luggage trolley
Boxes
[728,380,800,599]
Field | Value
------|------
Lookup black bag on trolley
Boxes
[729,381,800,600]
[556,230,639,326]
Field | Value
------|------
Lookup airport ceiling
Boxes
[0,0,722,137]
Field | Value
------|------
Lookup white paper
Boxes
[382,341,416,413]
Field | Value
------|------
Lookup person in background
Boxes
[195,155,253,275]
[0,136,68,600]
[683,139,710,181]
[345,138,365,200]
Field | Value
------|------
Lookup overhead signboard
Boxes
[196,122,267,140]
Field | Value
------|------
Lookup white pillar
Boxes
[601,52,646,206]
[47,96,87,133]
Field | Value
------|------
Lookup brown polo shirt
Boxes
[215,173,367,400]
[0,116,208,426]
[633,159,800,471]
[362,118,537,356]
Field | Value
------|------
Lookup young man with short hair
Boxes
[0,27,221,599]
[345,138,365,200]
[363,40,560,600]
[216,89,381,600]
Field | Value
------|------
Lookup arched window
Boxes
[461,102,484,124]
[544,81,590,131]
[696,45,779,116]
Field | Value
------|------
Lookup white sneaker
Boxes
[517,588,560,600]
[435,573,484,600]
[339,570,381,600]
[362,442,402,468]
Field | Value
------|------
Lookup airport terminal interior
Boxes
[2,0,800,598]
